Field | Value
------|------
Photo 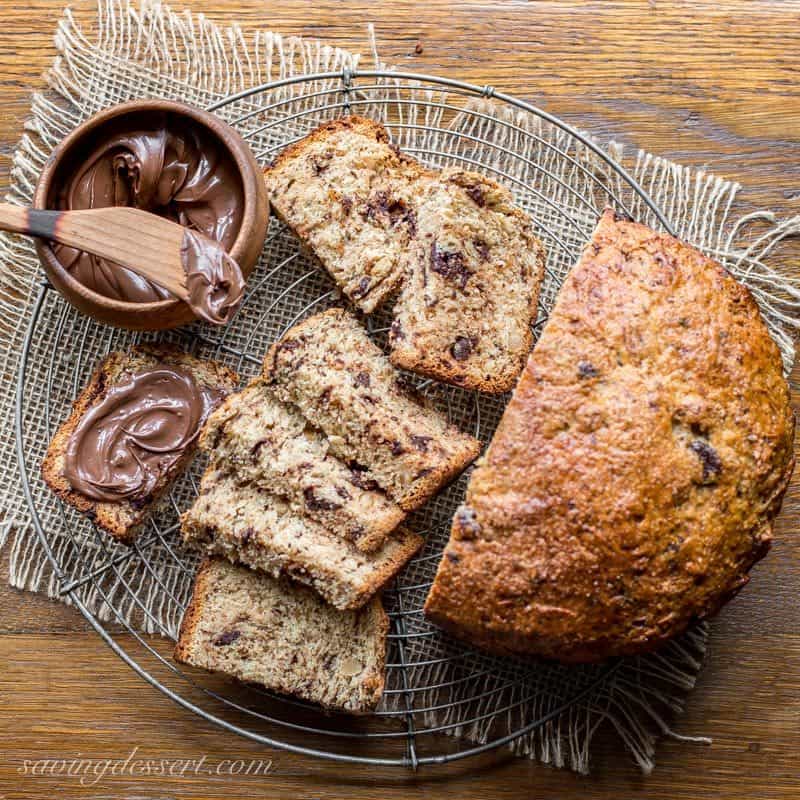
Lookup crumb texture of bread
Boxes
[264,308,481,511]
[425,209,796,663]
[389,168,545,393]
[200,379,404,552]
[175,557,388,713]
[264,116,545,392]
[182,467,423,610]
[41,344,238,545]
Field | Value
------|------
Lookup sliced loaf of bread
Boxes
[175,557,388,713]
[264,308,481,511]
[200,379,404,552]
[181,466,423,610]
[264,116,423,312]
[42,345,238,545]
[389,169,546,393]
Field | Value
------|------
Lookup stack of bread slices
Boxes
[175,307,480,712]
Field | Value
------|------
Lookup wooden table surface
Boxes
[1,1,799,798]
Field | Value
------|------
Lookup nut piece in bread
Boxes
[425,209,795,662]
[264,307,481,510]
[175,557,388,713]
[41,345,238,545]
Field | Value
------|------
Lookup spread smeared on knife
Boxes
[63,366,223,502]
[180,229,245,325]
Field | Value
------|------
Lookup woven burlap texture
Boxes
[1,0,799,775]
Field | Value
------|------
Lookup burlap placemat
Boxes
[1,0,799,774]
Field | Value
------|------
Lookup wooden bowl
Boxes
[33,99,269,330]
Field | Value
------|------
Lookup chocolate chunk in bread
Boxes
[41,345,238,545]
[199,379,405,552]
[425,209,795,662]
[389,169,546,394]
[263,308,481,511]
[182,467,422,610]
[175,557,388,713]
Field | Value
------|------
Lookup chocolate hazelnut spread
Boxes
[63,366,223,502]
[180,229,245,325]
[54,116,244,304]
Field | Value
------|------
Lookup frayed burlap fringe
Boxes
[0,0,796,775]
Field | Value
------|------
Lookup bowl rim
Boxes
[33,98,264,315]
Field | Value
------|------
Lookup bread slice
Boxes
[264,308,481,511]
[200,379,405,552]
[181,466,423,610]
[264,116,424,312]
[41,345,238,545]
[425,209,796,662]
[175,557,388,713]
[389,169,546,393]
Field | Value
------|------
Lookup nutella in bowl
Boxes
[64,366,221,503]
[35,100,269,330]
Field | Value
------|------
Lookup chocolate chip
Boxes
[250,438,269,458]
[455,507,481,539]
[241,527,255,544]
[389,319,405,341]
[212,630,241,647]
[446,551,460,563]
[310,152,331,175]
[347,462,380,492]
[341,196,353,215]
[353,371,371,388]
[390,440,405,456]
[335,485,352,501]
[410,434,432,452]
[430,243,472,289]
[352,276,371,298]
[451,336,475,361]
[474,239,490,261]
[689,440,722,484]
[578,361,598,378]
[303,487,342,511]
[414,467,433,481]
[462,182,486,207]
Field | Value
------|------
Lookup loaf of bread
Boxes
[264,116,420,313]
[200,378,405,553]
[264,308,481,510]
[175,557,388,713]
[425,209,795,662]
[389,168,545,393]
[264,116,545,393]
[182,466,423,610]
[42,345,238,545]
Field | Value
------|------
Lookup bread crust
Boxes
[41,345,238,545]
[425,209,796,662]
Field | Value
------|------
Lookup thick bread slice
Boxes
[264,116,424,312]
[425,209,796,662]
[200,379,405,552]
[263,308,481,511]
[175,557,388,713]
[181,466,423,610]
[389,169,546,393]
[41,345,238,545]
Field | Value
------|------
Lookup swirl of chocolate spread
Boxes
[180,229,245,325]
[54,116,244,304]
[63,366,222,503]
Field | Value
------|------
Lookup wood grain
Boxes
[1,1,799,798]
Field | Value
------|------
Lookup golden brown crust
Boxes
[41,345,239,545]
[425,209,796,662]
[173,556,215,663]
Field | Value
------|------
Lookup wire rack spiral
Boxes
[15,71,673,769]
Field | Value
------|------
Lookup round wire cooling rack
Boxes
[15,70,675,769]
